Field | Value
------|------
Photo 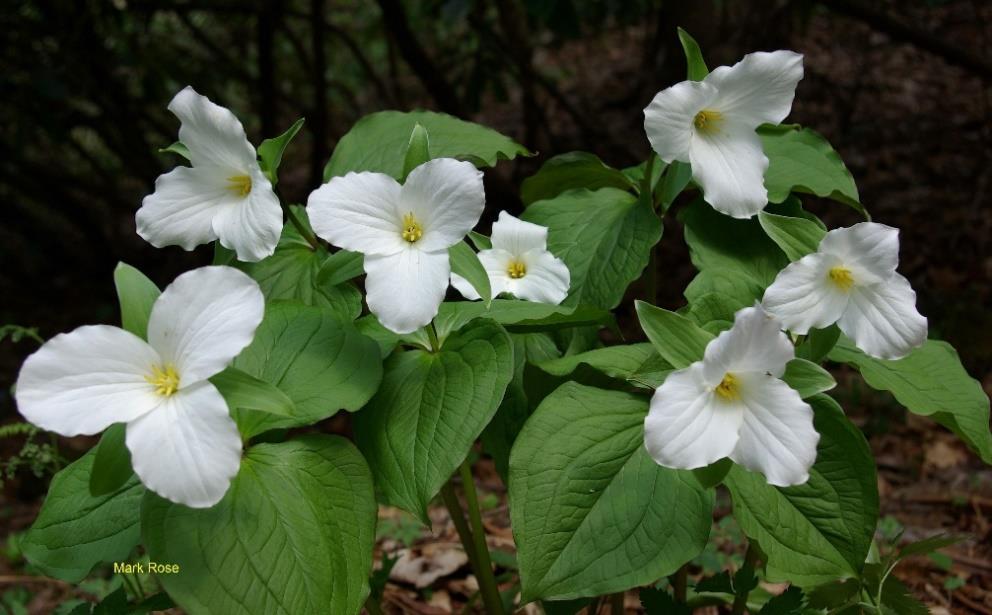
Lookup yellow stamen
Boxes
[401,212,423,243]
[226,174,252,197]
[693,109,724,134]
[146,364,180,397]
[507,261,527,279]
[715,373,741,401]
[828,266,855,291]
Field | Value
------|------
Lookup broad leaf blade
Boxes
[209,367,295,417]
[114,262,161,340]
[521,152,635,205]
[635,301,713,368]
[758,211,827,261]
[781,358,836,399]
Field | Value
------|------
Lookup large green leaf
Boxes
[635,301,713,369]
[353,319,514,519]
[523,187,662,309]
[510,383,712,601]
[781,359,836,399]
[759,125,865,216]
[324,110,530,180]
[209,367,295,417]
[724,395,878,587]
[535,343,672,388]
[230,302,382,438]
[521,152,634,205]
[113,262,161,339]
[758,211,827,262]
[681,198,790,287]
[433,299,613,341]
[829,338,992,463]
[88,423,133,497]
[142,435,376,615]
[22,449,143,582]
[237,213,362,322]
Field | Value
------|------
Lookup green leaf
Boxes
[535,343,673,388]
[88,424,133,497]
[758,211,827,261]
[692,457,733,489]
[353,319,514,519]
[521,152,635,205]
[522,188,662,309]
[828,337,992,463]
[142,435,376,615]
[781,358,836,399]
[324,110,530,180]
[468,230,492,251]
[759,125,866,217]
[317,249,365,287]
[657,160,693,212]
[401,122,431,182]
[113,262,160,339]
[258,117,304,185]
[449,240,492,305]
[635,301,713,369]
[677,28,709,80]
[209,367,295,416]
[158,141,190,160]
[681,197,790,287]
[237,209,362,322]
[230,302,382,439]
[725,395,878,586]
[433,299,613,341]
[510,383,712,601]
[21,449,143,582]
[796,325,841,363]
[896,534,963,561]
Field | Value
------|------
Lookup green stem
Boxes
[426,324,441,353]
[120,572,140,599]
[731,545,760,615]
[609,591,625,614]
[364,596,385,615]
[280,200,320,251]
[458,461,505,615]
[640,152,657,206]
[672,564,688,603]
[439,481,483,574]
[130,571,146,600]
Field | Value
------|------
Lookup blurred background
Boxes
[0,0,990,612]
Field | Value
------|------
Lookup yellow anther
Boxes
[828,266,855,291]
[693,109,724,133]
[715,373,741,401]
[226,174,252,197]
[507,261,527,279]
[146,364,180,397]
[401,212,423,243]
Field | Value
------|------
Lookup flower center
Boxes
[693,109,724,134]
[828,266,855,291]
[146,364,180,397]
[507,260,527,279]
[401,212,423,243]
[715,373,741,401]
[226,174,252,197]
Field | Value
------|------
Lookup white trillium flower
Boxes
[307,158,485,334]
[644,305,818,487]
[451,211,570,304]
[762,222,927,360]
[15,266,264,508]
[136,86,282,262]
[643,50,804,218]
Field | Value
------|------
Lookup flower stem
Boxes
[672,564,688,603]
[440,479,506,614]
[731,545,760,615]
[609,591,625,614]
[280,200,321,251]
[458,460,505,615]
[640,152,658,207]
[426,324,441,353]
[364,596,385,615]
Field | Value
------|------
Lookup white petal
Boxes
[136,166,233,251]
[730,375,818,487]
[401,159,486,252]
[210,169,283,262]
[168,86,257,171]
[364,248,450,334]
[702,305,794,383]
[450,273,482,301]
[762,252,850,335]
[689,122,769,218]
[126,381,242,508]
[507,251,570,304]
[147,266,265,384]
[307,171,406,256]
[818,222,900,283]
[451,247,511,301]
[15,326,162,436]
[704,50,804,126]
[490,211,548,255]
[644,363,743,470]
[838,274,928,360]
[643,80,717,163]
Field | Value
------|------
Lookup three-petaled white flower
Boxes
[307,158,485,334]
[762,222,927,360]
[644,305,818,487]
[451,211,570,304]
[136,86,282,262]
[15,266,264,508]
[643,50,804,218]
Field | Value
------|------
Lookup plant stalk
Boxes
[364,596,385,615]
[672,564,688,603]
[731,545,760,615]
[609,591,625,614]
[426,324,441,353]
[458,461,505,615]
[280,200,321,251]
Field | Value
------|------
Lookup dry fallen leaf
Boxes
[390,543,468,589]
